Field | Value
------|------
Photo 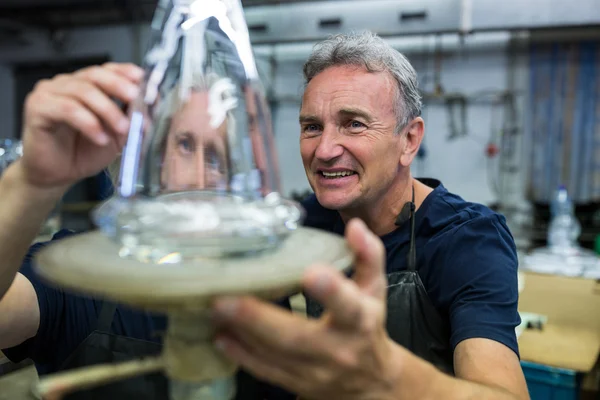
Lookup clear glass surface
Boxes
[0,139,23,175]
[94,0,303,262]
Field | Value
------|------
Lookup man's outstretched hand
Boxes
[211,219,404,400]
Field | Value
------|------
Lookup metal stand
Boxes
[33,227,353,399]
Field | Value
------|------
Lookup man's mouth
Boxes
[319,170,356,179]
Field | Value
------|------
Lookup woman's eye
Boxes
[176,134,195,154]
[206,148,219,168]
[205,146,227,175]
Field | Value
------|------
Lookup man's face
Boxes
[299,65,404,211]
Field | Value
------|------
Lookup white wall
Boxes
[0,25,522,206]
[418,48,511,205]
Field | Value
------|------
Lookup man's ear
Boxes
[400,117,424,167]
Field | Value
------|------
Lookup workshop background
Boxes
[0,1,599,399]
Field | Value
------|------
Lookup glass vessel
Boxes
[0,139,22,175]
[94,0,303,263]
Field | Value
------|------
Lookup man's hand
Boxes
[211,219,402,400]
[211,218,530,400]
[19,62,143,190]
[0,61,143,315]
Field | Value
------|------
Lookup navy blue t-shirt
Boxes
[302,179,521,356]
[2,230,168,375]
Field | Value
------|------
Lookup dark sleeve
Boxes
[234,297,295,400]
[2,233,96,372]
[300,194,340,232]
[2,241,61,364]
[434,215,521,357]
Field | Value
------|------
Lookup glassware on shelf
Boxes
[0,139,23,175]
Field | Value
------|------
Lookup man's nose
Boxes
[314,127,344,162]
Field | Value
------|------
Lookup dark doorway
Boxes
[13,57,109,138]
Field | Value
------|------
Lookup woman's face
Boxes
[161,91,229,192]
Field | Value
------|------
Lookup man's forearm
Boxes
[427,370,524,400]
[0,162,66,299]
[388,346,526,400]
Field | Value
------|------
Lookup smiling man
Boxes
[299,63,417,233]
[211,31,530,399]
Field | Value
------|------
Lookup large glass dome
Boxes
[94,0,303,263]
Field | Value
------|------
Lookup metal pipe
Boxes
[34,356,165,399]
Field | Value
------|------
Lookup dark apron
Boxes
[306,264,455,376]
[57,302,295,400]
[385,268,455,375]
[59,302,168,400]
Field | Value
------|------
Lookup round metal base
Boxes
[34,227,353,312]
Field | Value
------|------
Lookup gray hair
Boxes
[303,31,422,133]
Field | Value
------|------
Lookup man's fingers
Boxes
[30,92,110,146]
[102,62,145,83]
[75,65,139,105]
[52,80,130,136]
[212,297,326,359]
[303,265,365,330]
[40,64,141,142]
[214,334,299,391]
[345,219,387,299]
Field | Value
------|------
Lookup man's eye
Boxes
[302,124,321,136]
[349,120,365,129]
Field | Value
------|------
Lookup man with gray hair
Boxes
[211,31,529,399]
